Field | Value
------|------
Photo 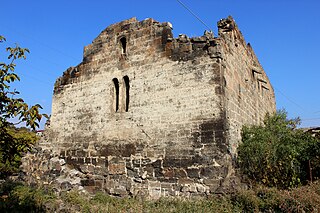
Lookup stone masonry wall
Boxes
[216,17,276,155]
[22,17,275,198]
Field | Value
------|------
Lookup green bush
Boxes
[232,181,320,212]
[1,180,320,212]
[237,110,320,189]
[278,181,320,212]
[0,180,57,212]
[0,126,39,178]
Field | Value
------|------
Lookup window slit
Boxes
[123,76,130,112]
[112,78,119,112]
[120,37,127,54]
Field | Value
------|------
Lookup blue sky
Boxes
[1,0,319,128]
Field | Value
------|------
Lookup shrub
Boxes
[0,180,57,212]
[0,126,38,178]
[279,181,320,212]
[237,110,320,189]
[232,182,320,212]
[1,180,320,212]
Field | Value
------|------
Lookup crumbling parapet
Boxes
[54,18,225,94]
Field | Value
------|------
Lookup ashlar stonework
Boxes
[22,16,276,198]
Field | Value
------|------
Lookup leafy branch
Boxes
[0,35,47,177]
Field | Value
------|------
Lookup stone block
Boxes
[93,166,108,176]
[151,160,162,168]
[163,157,180,168]
[81,179,95,186]
[95,180,104,188]
[163,168,174,179]
[76,150,86,157]
[148,180,161,188]
[108,162,126,175]
[177,178,194,185]
[154,168,163,178]
[203,179,221,193]
[83,186,98,194]
[125,164,134,175]
[186,168,200,178]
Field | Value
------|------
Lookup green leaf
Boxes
[0,37,46,178]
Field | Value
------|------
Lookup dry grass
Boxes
[1,180,320,212]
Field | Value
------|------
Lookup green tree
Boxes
[237,110,319,189]
[0,36,46,178]
[0,126,39,178]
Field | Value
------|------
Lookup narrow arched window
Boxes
[120,37,127,54]
[112,78,119,112]
[123,76,130,112]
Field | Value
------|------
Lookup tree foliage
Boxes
[0,126,38,178]
[237,110,320,189]
[0,36,47,178]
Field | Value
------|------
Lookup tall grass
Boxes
[1,180,320,212]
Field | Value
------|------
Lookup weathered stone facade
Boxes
[22,16,275,198]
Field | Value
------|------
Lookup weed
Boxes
[1,180,320,212]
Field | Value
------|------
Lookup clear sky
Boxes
[1,0,319,128]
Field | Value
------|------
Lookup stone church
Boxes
[23,16,276,198]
